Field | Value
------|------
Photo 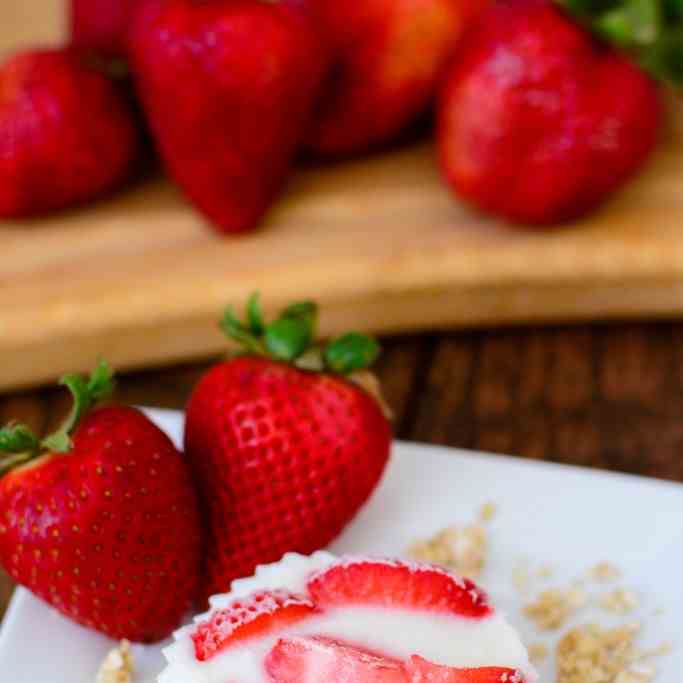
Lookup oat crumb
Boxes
[527,642,549,663]
[600,589,640,615]
[96,640,133,683]
[513,564,531,596]
[636,642,673,660]
[588,562,622,582]
[480,501,497,523]
[524,587,588,631]
[537,564,555,580]
[555,623,667,683]
[409,523,487,578]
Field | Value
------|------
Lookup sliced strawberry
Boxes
[307,559,491,618]
[266,636,408,683]
[192,590,316,661]
[406,656,526,683]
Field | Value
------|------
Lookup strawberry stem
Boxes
[41,360,114,453]
[0,362,114,476]
[558,0,683,82]
[220,293,381,374]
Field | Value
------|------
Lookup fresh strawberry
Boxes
[128,0,328,234]
[0,362,202,642]
[299,0,488,156]
[266,636,407,683]
[192,590,317,661]
[406,656,525,683]
[307,558,490,618]
[70,0,140,57]
[184,294,392,601]
[437,0,662,225]
[0,48,140,218]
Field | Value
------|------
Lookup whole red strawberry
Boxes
[70,0,140,57]
[437,0,662,225]
[184,295,392,601]
[0,49,140,218]
[0,362,202,642]
[299,0,488,156]
[128,0,328,234]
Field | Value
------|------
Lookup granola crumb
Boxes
[409,523,487,578]
[600,589,640,615]
[513,563,531,596]
[96,640,133,683]
[527,642,549,663]
[479,501,497,523]
[537,564,555,580]
[555,622,670,683]
[636,642,673,660]
[588,562,622,582]
[523,587,588,630]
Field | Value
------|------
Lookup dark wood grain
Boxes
[3,322,683,620]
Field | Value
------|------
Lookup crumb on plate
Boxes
[557,623,671,683]
[600,589,640,615]
[528,642,549,663]
[523,586,588,631]
[588,562,622,582]
[409,522,487,578]
[479,501,497,523]
[96,640,133,683]
[513,563,531,595]
[537,564,555,580]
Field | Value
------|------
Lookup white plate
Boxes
[1,407,681,682]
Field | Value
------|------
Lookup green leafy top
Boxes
[221,293,381,375]
[559,0,683,82]
[0,360,114,476]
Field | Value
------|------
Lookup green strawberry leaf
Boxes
[281,300,318,323]
[0,423,39,455]
[265,316,313,361]
[324,333,381,374]
[219,293,382,373]
[220,306,264,353]
[558,0,683,83]
[246,292,265,334]
[42,359,115,453]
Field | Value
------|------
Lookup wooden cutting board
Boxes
[1,0,683,391]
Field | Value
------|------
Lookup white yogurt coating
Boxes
[159,552,537,683]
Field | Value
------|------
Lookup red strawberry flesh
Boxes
[266,635,408,683]
[307,559,491,618]
[301,0,490,156]
[129,0,328,233]
[406,656,525,683]
[0,405,202,642]
[0,49,139,218]
[184,356,391,602]
[192,590,317,661]
[437,0,661,225]
[70,0,140,57]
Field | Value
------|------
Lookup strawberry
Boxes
[192,590,317,661]
[184,294,392,601]
[307,558,491,618]
[70,0,140,58]
[0,362,202,642]
[128,0,328,234]
[299,0,488,156]
[437,0,662,225]
[0,48,140,218]
[406,656,525,683]
[266,636,407,683]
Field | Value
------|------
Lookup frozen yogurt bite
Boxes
[160,552,536,683]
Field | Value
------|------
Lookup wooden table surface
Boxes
[3,321,683,622]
